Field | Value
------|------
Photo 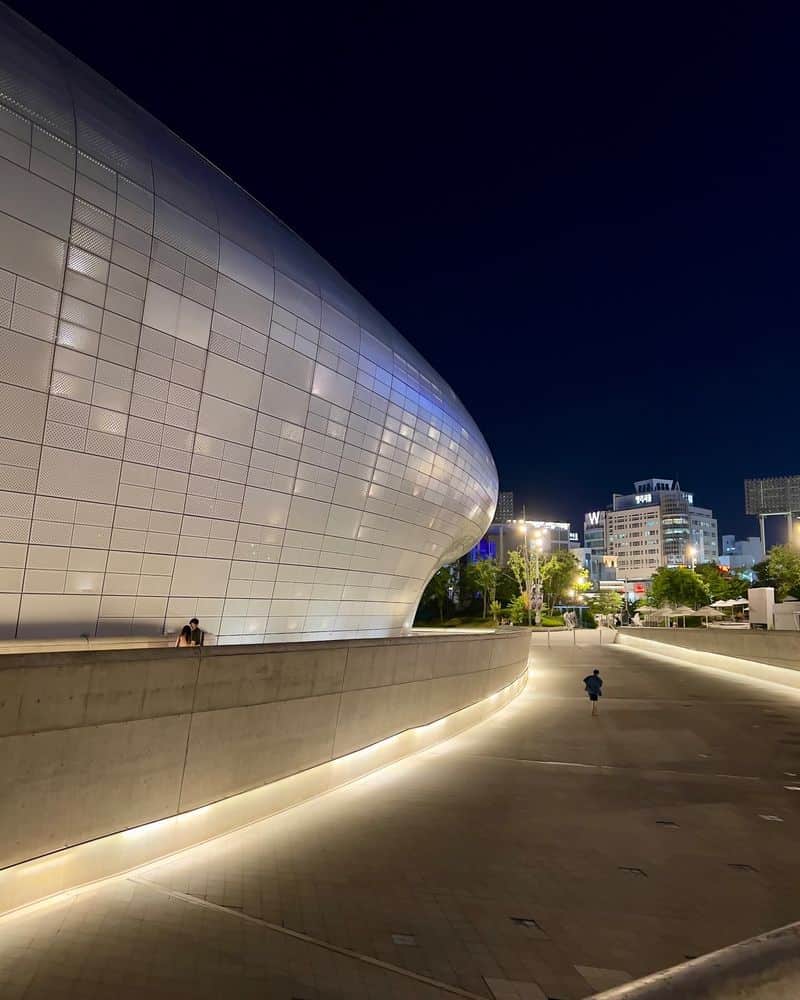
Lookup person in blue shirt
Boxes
[584,669,603,716]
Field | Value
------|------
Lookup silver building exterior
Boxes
[0,7,497,641]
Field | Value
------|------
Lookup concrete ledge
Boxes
[0,630,529,916]
[619,627,800,671]
[592,920,800,999]
[617,632,800,693]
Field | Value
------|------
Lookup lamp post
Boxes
[518,525,544,627]
[532,536,543,626]
[687,544,697,571]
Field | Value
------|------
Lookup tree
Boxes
[420,565,454,622]
[506,548,527,599]
[495,568,517,607]
[756,544,800,600]
[456,559,479,612]
[588,591,624,618]
[650,566,710,609]
[694,562,749,602]
[541,550,582,610]
[507,593,535,625]
[506,546,541,625]
[472,557,500,619]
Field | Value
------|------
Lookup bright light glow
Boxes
[120,815,173,840]
[617,634,800,702]
[0,664,529,923]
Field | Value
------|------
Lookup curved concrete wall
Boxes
[0,6,497,642]
[592,920,800,999]
[618,630,800,693]
[620,627,800,670]
[0,629,529,882]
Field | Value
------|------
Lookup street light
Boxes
[517,523,544,627]
[687,544,697,571]
[532,537,544,626]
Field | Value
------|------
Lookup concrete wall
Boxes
[592,920,800,999]
[0,629,529,872]
[619,627,800,671]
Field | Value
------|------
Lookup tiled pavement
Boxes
[3,639,800,998]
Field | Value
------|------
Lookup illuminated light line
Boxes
[0,670,528,923]
[615,636,800,701]
[130,875,487,1000]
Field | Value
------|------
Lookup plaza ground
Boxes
[2,635,800,999]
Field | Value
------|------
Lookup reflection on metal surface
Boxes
[0,6,497,643]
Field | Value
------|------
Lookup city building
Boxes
[584,509,607,559]
[493,490,514,523]
[469,518,572,566]
[584,478,718,585]
[720,535,764,571]
[0,8,497,641]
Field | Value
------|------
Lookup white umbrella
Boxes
[694,605,725,627]
[665,605,695,627]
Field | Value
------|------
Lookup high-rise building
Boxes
[584,478,718,584]
[720,535,764,571]
[583,509,606,557]
[493,491,514,523]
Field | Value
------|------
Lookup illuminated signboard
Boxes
[635,494,652,504]
[585,511,602,526]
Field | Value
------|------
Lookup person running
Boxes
[583,668,603,716]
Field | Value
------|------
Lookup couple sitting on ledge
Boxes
[175,618,205,648]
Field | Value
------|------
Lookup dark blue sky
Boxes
[10,1,799,542]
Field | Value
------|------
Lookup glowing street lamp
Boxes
[517,523,545,627]
[687,544,697,571]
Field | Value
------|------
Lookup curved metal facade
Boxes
[0,5,497,642]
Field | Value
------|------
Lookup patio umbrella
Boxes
[666,605,695,627]
[693,605,725,627]
[640,606,668,625]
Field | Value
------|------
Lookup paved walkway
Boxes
[3,639,800,999]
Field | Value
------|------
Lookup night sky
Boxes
[8,2,799,544]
